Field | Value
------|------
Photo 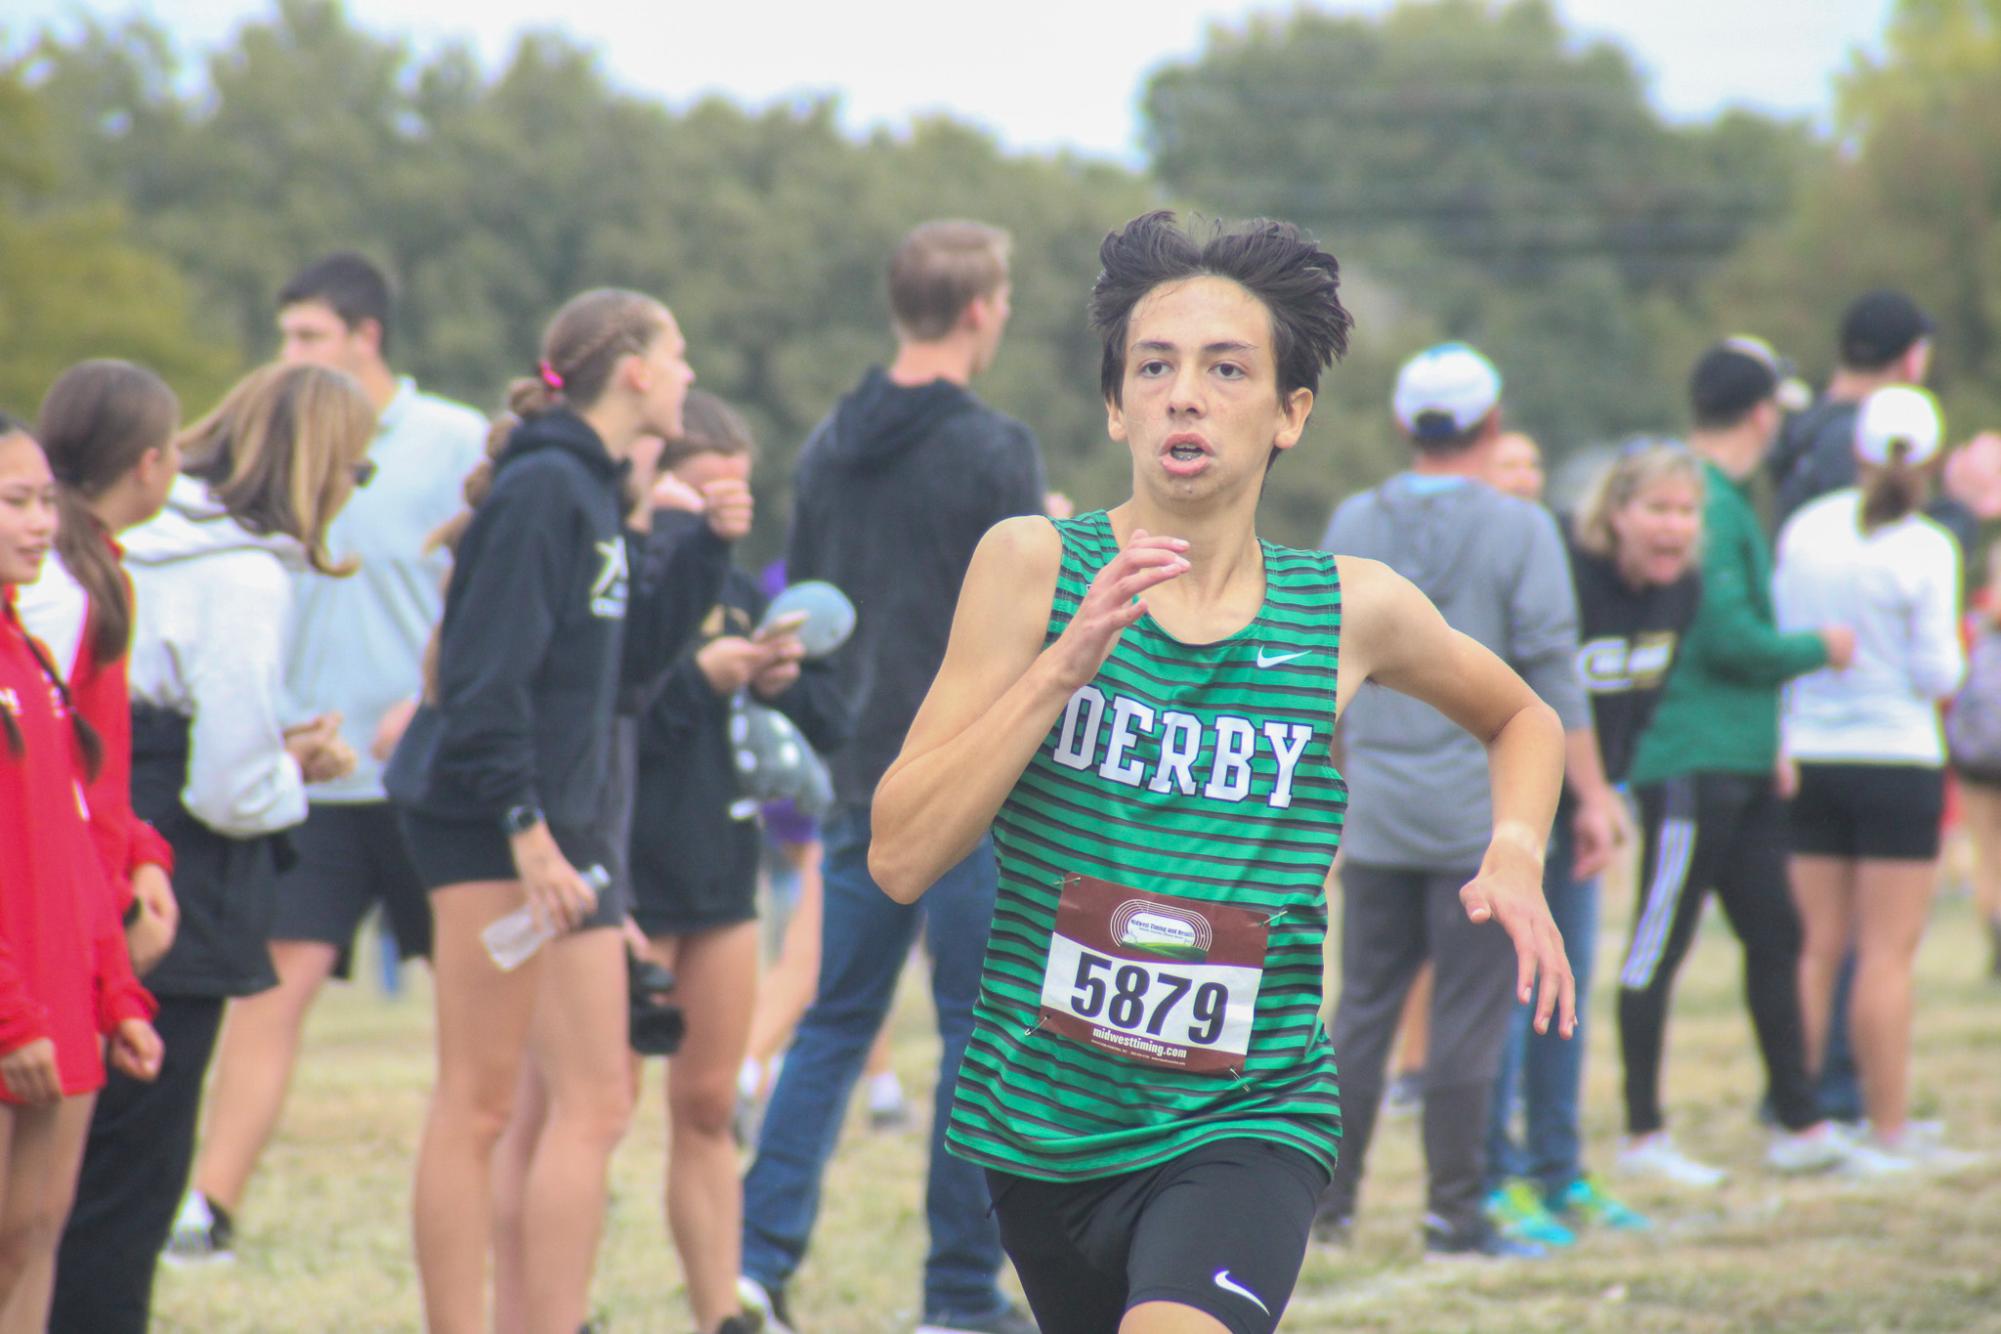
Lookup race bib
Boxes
[1037,873,1269,1074]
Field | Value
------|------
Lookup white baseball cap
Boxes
[1393,342,1502,442]
[1855,384,1944,468]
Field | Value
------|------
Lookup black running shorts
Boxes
[398,811,625,931]
[985,1137,1329,1334]
[1788,761,1946,861]
[272,802,433,974]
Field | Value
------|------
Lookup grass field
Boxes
[152,876,2001,1333]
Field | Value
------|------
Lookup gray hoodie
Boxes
[1322,474,1587,869]
[125,475,311,838]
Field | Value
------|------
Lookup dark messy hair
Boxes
[279,251,395,356]
[1091,211,1353,406]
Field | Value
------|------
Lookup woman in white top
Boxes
[1773,385,1965,1168]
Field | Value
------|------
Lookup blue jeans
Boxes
[741,807,1006,1319]
[1485,822,1599,1198]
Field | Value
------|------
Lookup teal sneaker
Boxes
[1484,1180,1575,1248]
[1552,1175,1650,1231]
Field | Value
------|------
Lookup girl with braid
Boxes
[385,289,704,1334]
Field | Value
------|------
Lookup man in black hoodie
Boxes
[739,222,1043,1334]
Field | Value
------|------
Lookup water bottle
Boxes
[482,863,611,972]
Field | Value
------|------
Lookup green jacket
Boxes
[1628,458,1829,784]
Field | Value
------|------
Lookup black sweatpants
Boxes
[51,993,226,1334]
[1618,772,1818,1135]
[1317,864,1517,1237]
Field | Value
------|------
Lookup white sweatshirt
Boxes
[123,475,311,837]
[1773,488,1965,765]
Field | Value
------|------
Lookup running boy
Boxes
[869,211,1575,1334]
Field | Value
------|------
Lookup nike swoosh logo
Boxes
[1255,648,1308,668]
[1213,1269,1270,1315]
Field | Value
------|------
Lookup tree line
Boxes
[2,0,1996,553]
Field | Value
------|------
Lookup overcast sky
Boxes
[12,0,1896,160]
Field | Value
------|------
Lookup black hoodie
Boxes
[387,409,726,829]
[787,366,1044,806]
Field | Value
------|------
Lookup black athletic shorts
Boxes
[398,811,625,932]
[985,1137,1329,1334]
[271,802,432,975]
[1789,761,1946,861]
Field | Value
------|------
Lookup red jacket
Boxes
[21,545,174,915]
[72,573,176,915]
[0,593,155,1101]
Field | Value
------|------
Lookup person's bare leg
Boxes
[1122,1302,1230,1333]
[491,1056,549,1334]
[1787,854,1854,1075]
[1849,858,1939,1141]
[656,923,760,1332]
[0,1094,91,1333]
[1961,785,2001,965]
[1394,963,1432,1078]
[195,939,340,1212]
[414,882,540,1334]
[746,840,822,1089]
[520,927,632,1334]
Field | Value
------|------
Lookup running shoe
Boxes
[1310,1210,1354,1247]
[915,1302,1036,1334]
[1835,1138,1919,1178]
[1871,1128,1989,1173]
[736,1277,797,1334]
[1615,1133,1727,1188]
[714,1314,765,1334]
[163,1190,234,1265]
[1484,1181,1575,1248]
[1382,1070,1423,1119]
[1550,1175,1650,1231]
[1421,1214,1547,1261]
[1767,1123,1850,1175]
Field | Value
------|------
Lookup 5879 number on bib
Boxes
[1037,874,1269,1074]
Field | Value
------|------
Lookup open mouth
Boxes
[1161,434,1212,474]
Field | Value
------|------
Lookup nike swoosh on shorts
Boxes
[1213,1269,1270,1315]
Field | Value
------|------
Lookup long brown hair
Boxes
[178,363,375,575]
[1860,443,1928,532]
[38,360,180,668]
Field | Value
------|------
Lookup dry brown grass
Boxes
[152,877,2001,1333]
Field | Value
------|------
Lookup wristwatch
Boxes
[501,804,545,837]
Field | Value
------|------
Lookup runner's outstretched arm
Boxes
[870,516,1190,902]
[1337,555,1577,1039]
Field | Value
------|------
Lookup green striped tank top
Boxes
[946,510,1346,1181]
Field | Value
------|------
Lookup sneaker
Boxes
[1615,1133,1727,1189]
[1310,1210,1354,1247]
[1422,1214,1546,1261]
[1767,1123,1849,1175]
[915,1303,1036,1334]
[1874,1128,1989,1173]
[163,1191,234,1264]
[1484,1180,1575,1248]
[714,1315,765,1334]
[1383,1070,1423,1119]
[1550,1175,1650,1231]
[736,1277,796,1334]
[1836,1137,1919,1178]
[866,1072,913,1133]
